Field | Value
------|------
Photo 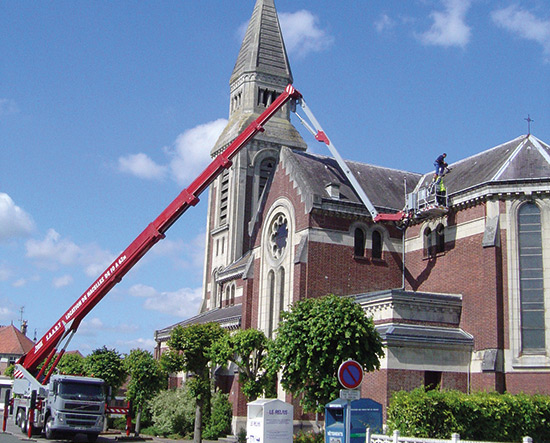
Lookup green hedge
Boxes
[387,388,550,442]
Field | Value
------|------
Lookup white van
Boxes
[0,376,13,412]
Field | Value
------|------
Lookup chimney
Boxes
[21,320,28,336]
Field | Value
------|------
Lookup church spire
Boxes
[211,0,306,156]
[230,0,292,84]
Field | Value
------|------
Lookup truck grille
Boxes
[66,413,98,428]
[64,403,102,413]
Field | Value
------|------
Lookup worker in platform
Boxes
[434,153,447,177]
[436,179,447,206]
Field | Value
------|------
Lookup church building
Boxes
[155,0,550,426]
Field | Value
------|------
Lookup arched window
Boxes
[518,203,545,352]
[372,230,382,259]
[354,228,366,257]
[278,267,285,315]
[258,158,276,200]
[266,270,275,337]
[435,224,445,254]
[211,270,220,309]
[230,284,235,305]
[219,170,230,226]
[424,228,433,258]
[225,285,231,306]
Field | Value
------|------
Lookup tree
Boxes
[3,364,14,378]
[124,349,166,436]
[268,294,385,412]
[211,328,275,401]
[57,353,86,375]
[165,323,226,443]
[84,346,127,399]
[149,385,196,437]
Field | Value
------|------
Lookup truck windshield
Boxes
[58,382,105,401]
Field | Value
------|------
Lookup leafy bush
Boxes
[203,390,233,440]
[294,430,324,443]
[148,386,196,437]
[387,388,550,442]
[237,427,247,443]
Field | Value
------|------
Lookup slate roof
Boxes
[217,251,252,283]
[283,135,550,217]
[155,304,242,341]
[283,149,422,214]
[416,134,550,194]
[0,325,35,355]
[230,0,292,84]
[376,323,474,346]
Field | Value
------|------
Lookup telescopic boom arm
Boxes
[16,84,302,379]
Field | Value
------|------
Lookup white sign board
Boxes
[339,389,360,401]
[247,398,293,443]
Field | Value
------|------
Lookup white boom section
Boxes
[293,98,379,220]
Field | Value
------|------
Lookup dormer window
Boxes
[325,183,340,199]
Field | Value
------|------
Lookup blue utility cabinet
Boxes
[325,398,382,443]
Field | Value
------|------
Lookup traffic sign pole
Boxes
[337,360,363,443]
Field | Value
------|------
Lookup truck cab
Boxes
[43,374,106,441]
[13,372,106,442]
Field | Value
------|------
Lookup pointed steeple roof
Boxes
[230,0,292,84]
[211,0,306,156]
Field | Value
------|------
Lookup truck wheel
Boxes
[44,415,57,440]
[87,433,99,442]
[19,413,27,434]
[15,409,23,426]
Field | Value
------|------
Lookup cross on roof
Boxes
[525,114,534,134]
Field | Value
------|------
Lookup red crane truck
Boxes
[5,84,303,442]
[4,83,396,441]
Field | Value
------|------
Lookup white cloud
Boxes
[0,305,14,322]
[128,283,158,298]
[151,231,205,270]
[491,5,550,63]
[0,98,19,116]
[79,245,115,278]
[375,14,395,33]
[53,274,73,288]
[26,228,114,277]
[418,0,472,48]
[118,153,167,180]
[0,264,11,281]
[169,119,227,186]
[13,279,26,288]
[129,283,202,318]
[118,119,227,187]
[78,317,104,336]
[0,193,35,241]
[279,10,334,58]
[117,337,156,353]
[26,229,80,268]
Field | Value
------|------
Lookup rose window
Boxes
[269,214,288,260]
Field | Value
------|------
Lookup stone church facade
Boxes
[155,0,550,424]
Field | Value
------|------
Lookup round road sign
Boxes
[338,359,363,389]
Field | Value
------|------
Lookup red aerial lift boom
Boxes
[15,84,303,381]
[16,82,410,383]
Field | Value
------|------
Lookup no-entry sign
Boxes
[338,359,363,389]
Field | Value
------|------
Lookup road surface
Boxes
[1,415,127,443]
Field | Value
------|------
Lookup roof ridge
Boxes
[294,149,422,175]
[445,134,528,170]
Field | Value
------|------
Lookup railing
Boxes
[367,430,533,443]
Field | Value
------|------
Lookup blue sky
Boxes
[1,0,549,356]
